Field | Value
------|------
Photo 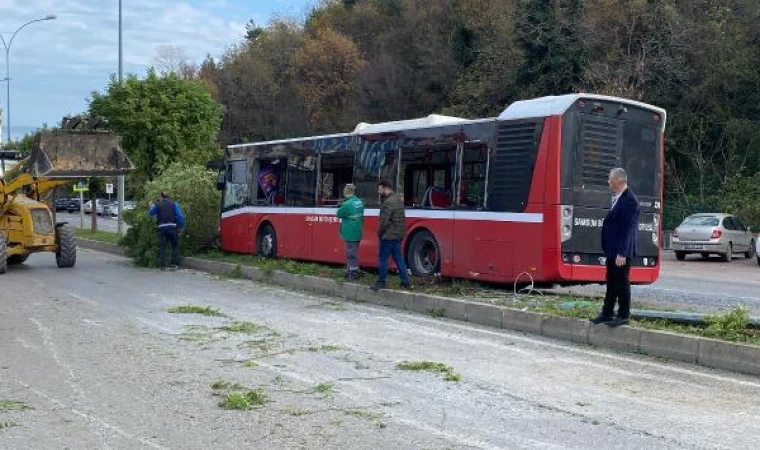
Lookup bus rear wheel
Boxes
[257,224,277,258]
[407,230,440,277]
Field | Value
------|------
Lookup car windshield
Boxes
[682,216,719,227]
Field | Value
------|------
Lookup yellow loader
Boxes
[0,125,132,274]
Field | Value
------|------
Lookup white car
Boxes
[84,199,109,215]
[672,213,755,262]
[106,201,136,217]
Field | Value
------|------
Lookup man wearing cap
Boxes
[336,184,364,280]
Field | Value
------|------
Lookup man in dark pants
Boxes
[591,168,639,327]
[372,180,411,290]
[148,192,185,270]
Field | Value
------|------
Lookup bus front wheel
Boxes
[257,224,277,258]
[407,230,441,277]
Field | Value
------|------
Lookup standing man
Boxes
[591,168,639,327]
[148,192,185,271]
[336,184,364,280]
[373,180,411,290]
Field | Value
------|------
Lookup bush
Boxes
[121,163,220,266]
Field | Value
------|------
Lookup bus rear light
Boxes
[711,229,722,239]
[560,205,574,243]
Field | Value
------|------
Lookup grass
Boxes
[0,420,18,429]
[166,305,225,317]
[314,382,335,395]
[428,308,446,318]
[344,409,386,428]
[285,409,310,417]
[242,360,258,368]
[307,345,343,353]
[212,380,269,410]
[396,361,462,382]
[0,400,30,412]
[219,321,261,334]
[633,307,760,345]
[74,228,121,244]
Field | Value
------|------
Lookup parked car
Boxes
[757,239,760,266]
[84,199,109,215]
[54,197,75,211]
[105,200,136,217]
[66,198,82,213]
[672,213,755,262]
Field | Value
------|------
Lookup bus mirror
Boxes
[216,172,226,191]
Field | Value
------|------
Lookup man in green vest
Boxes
[336,183,364,280]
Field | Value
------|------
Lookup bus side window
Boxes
[319,153,355,206]
[254,158,286,206]
[353,138,398,208]
[223,159,249,211]
[286,154,317,207]
[400,145,456,209]
[458,144,488,209]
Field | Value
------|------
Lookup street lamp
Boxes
[0,14,57,144]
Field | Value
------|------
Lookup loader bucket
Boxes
[28,130,133,178]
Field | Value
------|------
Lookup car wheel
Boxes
[757,255,760,267]
[700,252,710,259]
[746,240,756,259]
[675,251,686,261]
[257,224,277,258]
[721,243,732,262]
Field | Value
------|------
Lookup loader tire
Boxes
[0,235,7,274]
[56,226,77,268]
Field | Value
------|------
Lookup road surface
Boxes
[559,251,760,314]
[57,211,125,233]
[1,250,759,449]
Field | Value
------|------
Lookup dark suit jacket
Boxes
[601,188,640,259]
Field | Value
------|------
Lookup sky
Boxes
[0,0,315,141]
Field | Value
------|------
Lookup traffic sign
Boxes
[73,179,89,192]
[106,183,114,194]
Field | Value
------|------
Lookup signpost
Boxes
[73,179,89,229]
[106,183,114,216]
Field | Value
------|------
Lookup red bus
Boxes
[217,94,666,285]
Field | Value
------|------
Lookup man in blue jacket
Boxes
[148,192,185,270]
[591,168,639,327]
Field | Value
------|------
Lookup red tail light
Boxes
[711,229,722,239]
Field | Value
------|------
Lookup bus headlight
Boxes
[561,205,574,243]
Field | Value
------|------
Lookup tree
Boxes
[293,27,367,132]
[121,164,221,266]
[88,70,223,194]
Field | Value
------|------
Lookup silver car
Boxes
[672,213,755,262]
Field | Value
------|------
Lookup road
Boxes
[2,250,760,449]
[558,251,760,314]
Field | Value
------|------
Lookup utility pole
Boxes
[117,0,125,236]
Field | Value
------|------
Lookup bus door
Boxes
[284,152,317,259]
[453,143,507,278]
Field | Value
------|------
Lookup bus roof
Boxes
[227,94,667,150]
[354,114,468,135]
[498,94,667,125]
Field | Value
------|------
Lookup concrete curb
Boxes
[76,238,760,377]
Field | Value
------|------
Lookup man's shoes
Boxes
[345,270,362,280]
[169,265,179,271]
[400,282,412,289]
[606,317,630,327]
[590,315,613,325]
[371,282,386,291]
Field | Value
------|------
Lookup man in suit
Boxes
[591,168,640,327]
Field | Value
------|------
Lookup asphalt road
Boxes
[56,211,126,233]
[2,250,760,449]
[558,251,760,314]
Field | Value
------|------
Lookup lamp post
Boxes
[117,0,125,236]
[0,14,56,144]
